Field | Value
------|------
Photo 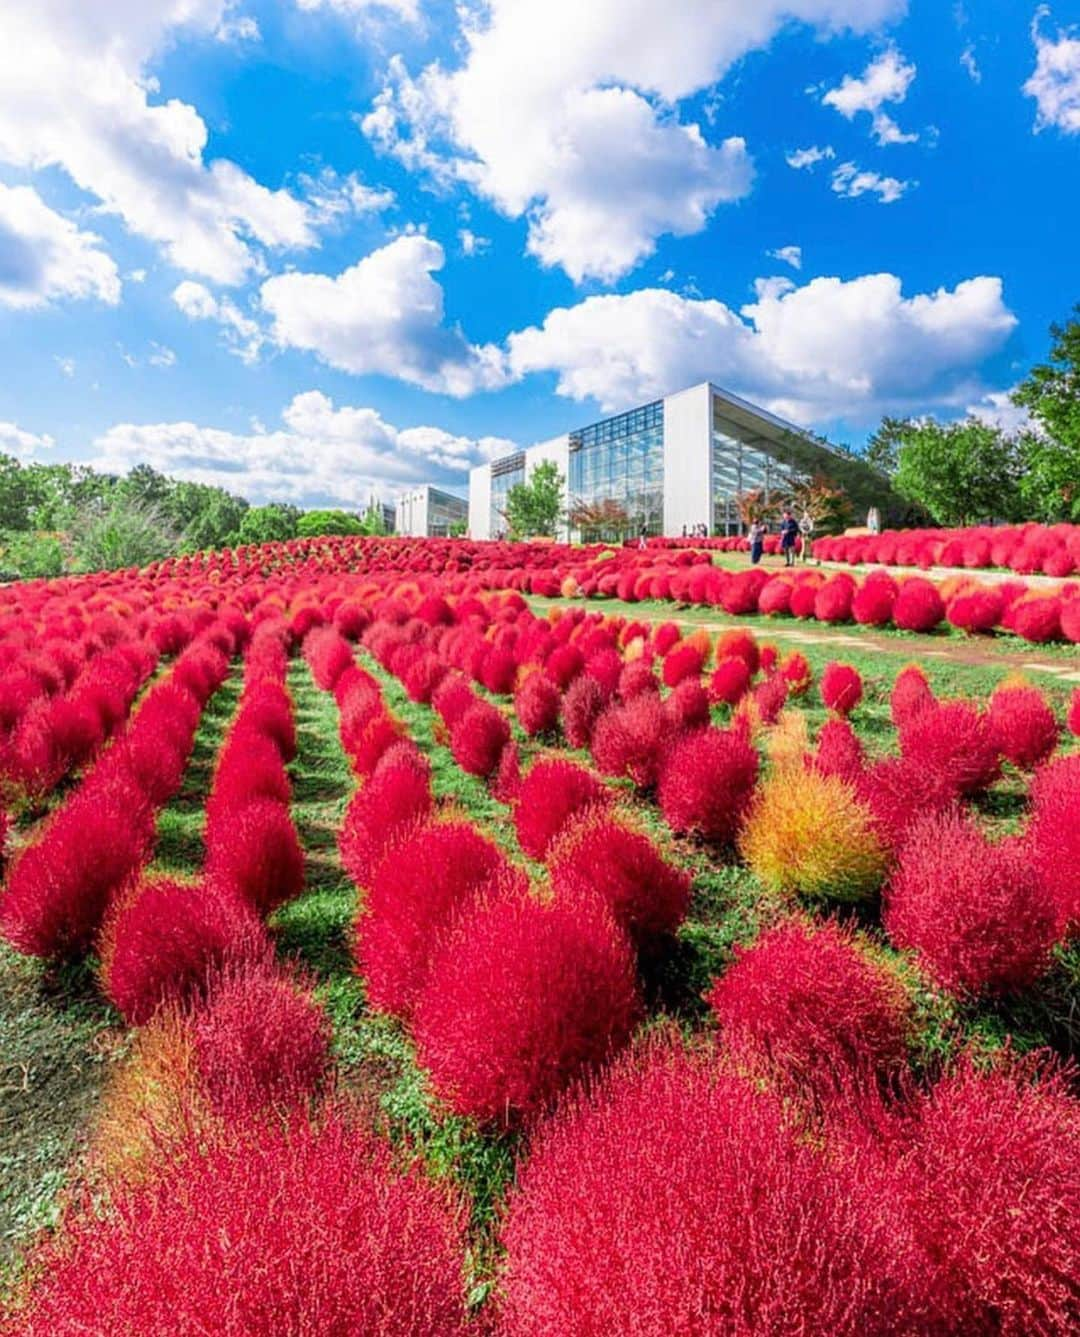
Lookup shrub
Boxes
[0,769,155,959]
[617,658,659,701]
[884,811,1057,997]
[12,1114,470,1335]
[302,627,354,691]
[514,759,609,860]
[431,673,476,729]
[1009,595,1062,644]
[590,693,674,790]
[820,662,863,716]
[1069,687,1080,736]
[758,575,794,616]
[205,798,305,916]
[892,578,945,632]
[413,891,641,1126]
[740,769,886,902]
[193,964,331,1119]
[338,756,432,890]
[889,1057,1080,1336]
[500,1038,910,1336]
[548,813,692,945]
[988,679,1058,770]
[706,917,913,1101]
[357,820,515,1018]
[812,718,865,784]
[513,672,561,738]
[890,662,934,728]
[946,587,1003,634]
[814,575,855,623]
[852,573,897,626]
[1026,754,1080,934]
[450,700,510,778]
[99,877,269,1025]
[664,677,710,730]
[560,674,607,749]
[656,726,758,844]
[662,641,705,688]
[856,755,958,854]
[897,700,1000,797]
[715,628,759,674]
[752,672,789,724]
[780,651,811,695]
[708,655,751,705]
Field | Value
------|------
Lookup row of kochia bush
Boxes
[3,575,1080,1332]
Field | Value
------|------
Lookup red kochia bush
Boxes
[205,797,305,916]
[192,964,331,1118]
[890,1057,1080,1336]
[1069,687,1080,736]
[413,891,641,1126]
[339,754,433,889]
[898,699,1000,797]
[500,1039,910,1336]
[11,1114,470,1335]
[617,658,659,701]
[357,820,516,1018]
[513,672,561,737]
[852,572,897,626]
[813,718,865,784]
[821,662,863,716]
[590,693,674,789]
[99,877,269,1025]
[1027,754,1080,933]
[892,578,945,632]
[709,655,751,705]
[715,628,760,674]
[0,768,155,960]
[890,662,934,727]
[449,700,510,778]
[664,677,711,730]
[988,679,1058,770]
[707,917,913,1101]
[885,811,1058,997]
[561,674,607,748]
[656,725,758,843]
[947,587,1003,634]
[662,641,705,688]
[548,813,692,945]
[513,759,609,860]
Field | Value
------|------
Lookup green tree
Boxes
[503,459,565,539]
[296,508,364,537]
[72,497,178,572]
[0,531,64,580]
[892,419,1023,526]
[0,454,38,530]
[1013,307,1080,520]
[359,496,388,535]
[863,416,911,478]
[237,503,299,545]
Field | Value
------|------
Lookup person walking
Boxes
[798,511,814,564]
[779,509,799,568]
[749,520,765,565]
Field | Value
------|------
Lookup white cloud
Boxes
[0,183,120,309]
[822,46,918,145]
[299,167,396,227]
[961,44,981,83]
[831,161,913,202]
[55,356,76,377]
[295,0,419,23]
[1025,7,1080,134]
[786,144,837,169]
[0,421,54,459]
[0,2,335,285]
[173,280,265,363]
[215,11,259,41]
[86,390,515,508]
[505,272,1016,423]
[259,234,509,395]
[364,0,906,282]
[768,244,803,270]
[148,342,177,368]
[459,228,490,257]
[966,387,1034,436]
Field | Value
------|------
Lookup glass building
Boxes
[468,381,893,541]
[395,484,467,538]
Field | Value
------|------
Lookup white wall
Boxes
[395,487,430,538]
[525,434,571,542]
[468,465,492,540]
[662,382,713,536]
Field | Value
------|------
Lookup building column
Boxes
[662,383,713,536]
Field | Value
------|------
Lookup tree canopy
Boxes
[1012,306,1080,521]
[504,460,565,539]
[892,419,1024,526]
[296,509,365,537]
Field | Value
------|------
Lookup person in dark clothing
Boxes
[749,520,765,565]
[779,510,799,567]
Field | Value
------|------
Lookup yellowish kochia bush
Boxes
[739,766,886,902]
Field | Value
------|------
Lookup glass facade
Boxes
[568,401,664,542]
[711,407,802,536]
[427,488,467,538]
[489,452,525,538]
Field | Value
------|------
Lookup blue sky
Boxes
[1,0,1078,509]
